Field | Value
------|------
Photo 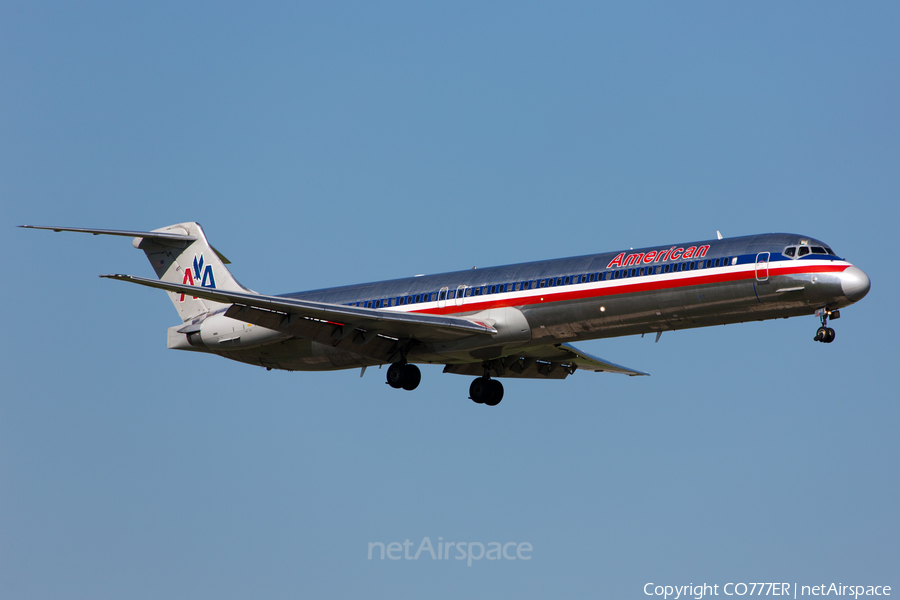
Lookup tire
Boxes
[400,364,421,391]
[825,328,836,343]
[484,379,504,406]
[469,378,488,404]
[386,363,405,389]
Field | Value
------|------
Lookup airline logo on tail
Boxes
[179,254,217,302]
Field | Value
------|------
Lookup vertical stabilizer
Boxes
[133,222,249,322]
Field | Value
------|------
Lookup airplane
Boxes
[20,223,870,406]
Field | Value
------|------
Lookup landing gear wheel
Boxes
[386,363,421,390]
[814,309,838,343]
[469,378,488,404]
[469,377,503,406]
[386,363,405,389]
[400,364,421,390]
[484,380,504,406]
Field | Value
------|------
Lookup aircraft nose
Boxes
[841,266,871,303]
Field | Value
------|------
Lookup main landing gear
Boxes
[385,361,505,406]
[814,309,840,344]
[386,362,421,391]
[469,376,504,406]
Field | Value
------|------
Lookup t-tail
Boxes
[19,222,251,322]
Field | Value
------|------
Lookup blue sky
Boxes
[2,3,898,599]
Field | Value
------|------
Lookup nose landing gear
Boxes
[814,308,840,343]
[386,362,421,390]
[814,326,835,343]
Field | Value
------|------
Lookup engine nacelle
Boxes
[167,313,291,352]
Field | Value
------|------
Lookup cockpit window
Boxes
[825,247,835,255]
[811,246,827,254]
[798,247,810,257]
[784,247,796,257]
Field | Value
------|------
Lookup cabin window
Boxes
[448,290,455,299]
[798,247,810,257]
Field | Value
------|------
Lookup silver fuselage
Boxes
[192,233,869,371]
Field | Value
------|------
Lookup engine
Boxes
[167,313,290,352]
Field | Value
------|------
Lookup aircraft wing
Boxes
[442,342,648,379]
[102,274,496,352]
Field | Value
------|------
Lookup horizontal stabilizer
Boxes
[19,225,197,242]
[20,224,232,264]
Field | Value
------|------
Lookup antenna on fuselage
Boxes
[716,231,723,240]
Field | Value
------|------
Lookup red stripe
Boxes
[410,263,849,316]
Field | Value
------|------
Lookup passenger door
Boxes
[755,252,770,282]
